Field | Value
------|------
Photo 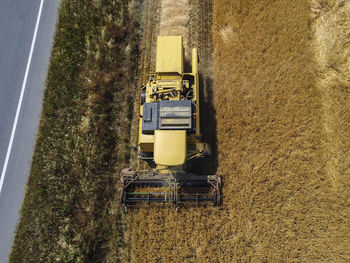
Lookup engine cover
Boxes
[142,100,193,134]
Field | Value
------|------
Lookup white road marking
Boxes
[0,0,45,194]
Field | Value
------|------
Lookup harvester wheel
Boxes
[140,88,146,105]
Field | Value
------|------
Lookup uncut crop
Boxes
[125,0,350,262]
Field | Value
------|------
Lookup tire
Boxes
[140,89,146,105]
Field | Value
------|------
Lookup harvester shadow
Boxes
[187,75,218,175]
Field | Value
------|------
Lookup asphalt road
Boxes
[0,0,60,261]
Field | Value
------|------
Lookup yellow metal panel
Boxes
[156,36,183,74]
[192,48,198,74]
[154,130,186,166]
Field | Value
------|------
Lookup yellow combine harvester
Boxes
[120,36,221,207]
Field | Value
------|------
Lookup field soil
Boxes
[124,0,350,262]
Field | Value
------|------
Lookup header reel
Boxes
[120,168,221,208]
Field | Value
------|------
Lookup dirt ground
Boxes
[123,0,350,262]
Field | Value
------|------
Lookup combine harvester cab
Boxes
[120,36,221,208]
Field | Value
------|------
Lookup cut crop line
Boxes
[0,0,45,194]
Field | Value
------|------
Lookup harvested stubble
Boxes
[124,0,350,262]
[9,0,141,262]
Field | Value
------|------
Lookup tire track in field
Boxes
[129,0,161,172]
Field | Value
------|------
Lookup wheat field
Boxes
[10,0,349,262]
[123,0,350,262]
